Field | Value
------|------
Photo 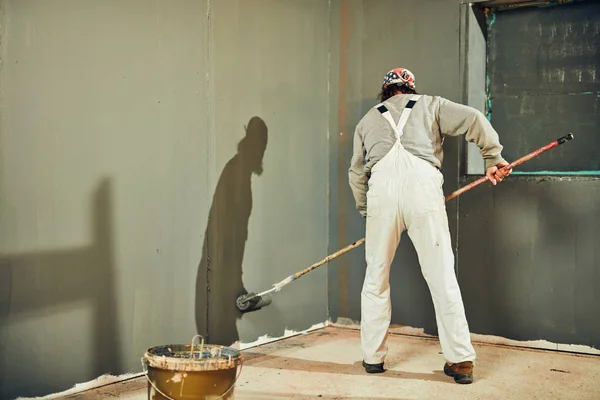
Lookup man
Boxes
[348,68,511,384]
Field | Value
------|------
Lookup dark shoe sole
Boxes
[362,360,385,374]
[444,364,473,384]
[453,373,473,384]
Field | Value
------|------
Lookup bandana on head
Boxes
[382,68,416,90]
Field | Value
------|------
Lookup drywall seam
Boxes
[456,2,468,277]
[329,319,600,356]
[0,0,4,182]
[204,0,214,340]
[461,175,600,182]
[325,0,332,321]
[335,0,351,318]
[511,171,600,176]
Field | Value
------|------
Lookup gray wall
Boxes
[0,1,329,398]
[328,0,463,335]
[458,1,600,350]
[458,178,600,348]
[1,1,597,398]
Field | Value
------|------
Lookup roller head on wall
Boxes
[236,292,273,313]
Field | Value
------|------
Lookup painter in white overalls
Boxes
[348,68,509,378]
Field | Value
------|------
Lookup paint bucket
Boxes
[141,335,243,400]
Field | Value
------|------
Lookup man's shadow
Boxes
[195,117,268,346]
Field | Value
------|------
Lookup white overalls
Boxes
[361,95,476,365]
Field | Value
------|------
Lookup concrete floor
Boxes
[64,327,600,400]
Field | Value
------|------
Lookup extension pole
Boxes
[236,133,574,312]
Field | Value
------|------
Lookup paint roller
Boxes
[236,238,366,312]
[236,133,575,313]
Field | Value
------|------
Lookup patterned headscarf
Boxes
[382,68,416,90]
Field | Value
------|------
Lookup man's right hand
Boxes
[486,161,512,185]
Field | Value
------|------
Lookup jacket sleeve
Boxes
[348,124,368,217]
[437,97,506,169]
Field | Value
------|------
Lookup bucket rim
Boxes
[143,343,243,372]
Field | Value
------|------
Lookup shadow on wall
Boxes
[195,117,269,346]
[0,179,120,399]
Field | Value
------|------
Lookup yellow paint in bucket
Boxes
[142,335,243,400]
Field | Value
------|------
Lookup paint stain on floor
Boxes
[62,327,600,400]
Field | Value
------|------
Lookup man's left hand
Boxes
[486,161,512,185]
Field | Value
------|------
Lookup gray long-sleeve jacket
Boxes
[348,94,506,217]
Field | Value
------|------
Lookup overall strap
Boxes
[375,94,422,140]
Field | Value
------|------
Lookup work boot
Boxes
[362,360,385,374]
[444,361,474,384]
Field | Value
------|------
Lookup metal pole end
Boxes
[557,133,574,145]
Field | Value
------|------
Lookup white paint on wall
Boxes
[232,322,328,350]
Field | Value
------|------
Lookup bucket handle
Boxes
[190,334,205,359]
[140,358,243,400]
